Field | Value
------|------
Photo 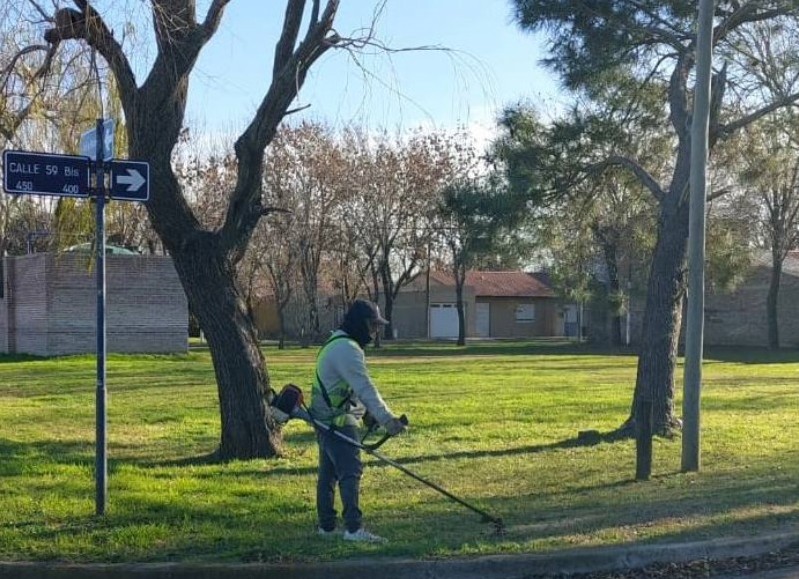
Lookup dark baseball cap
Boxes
[347,299,389,325]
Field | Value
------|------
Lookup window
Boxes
[515,304,535,323]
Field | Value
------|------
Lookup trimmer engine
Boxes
[269,383,305,424]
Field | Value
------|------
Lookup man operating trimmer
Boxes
[310,299,407,543]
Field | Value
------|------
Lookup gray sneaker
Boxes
[317,527,338,538]
[343,528,387,543]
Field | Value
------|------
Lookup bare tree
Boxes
[34,0,357,459]
[257,127,312,348]
[358,129,465,339]
[275,122,347,345]
[326,127,382,306]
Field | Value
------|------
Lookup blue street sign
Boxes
[81,119,115,161]
[2,150,90,197]
[109,159,149,201]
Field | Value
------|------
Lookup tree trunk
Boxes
[455,263,467,347]
[299,268,318,347]
[126,93,283,458]
[597,228,624,346]
[378,259,396,342]
[170,240,281,459]
[278,306,286,350]
[384,290,396,341]
[627,198,689,436]
[611,311,623,347]
[767,257,782,350]
[605,247,623,347]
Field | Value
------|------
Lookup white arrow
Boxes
[116,168,145,192]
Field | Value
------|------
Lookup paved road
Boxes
[764,569,799,578]
[718,567,799,579]
[0,531,796,579]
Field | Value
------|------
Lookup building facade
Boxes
[391,270,562,340]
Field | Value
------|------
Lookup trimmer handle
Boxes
[362,414,409,451]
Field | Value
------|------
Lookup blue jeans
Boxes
[316,425,363,533]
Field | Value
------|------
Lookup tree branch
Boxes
[707,187,731,202]
[0,43,59,142]
[309,0,321,27]
[274,0,306,78]
[43,5,137,108]
[596,155,667,203]
[202,0,231,38]
[1,45,50,82]
[262,206,292,216]
[718,92,799,139]
[221,0,341,256]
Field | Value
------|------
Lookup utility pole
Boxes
[682,0,714,472]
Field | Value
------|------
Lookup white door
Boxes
[429,303,459,338]
[476,302,490,337]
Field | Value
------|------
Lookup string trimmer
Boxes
[270,384,505,536]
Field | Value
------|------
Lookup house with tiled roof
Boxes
[390,269,564,339]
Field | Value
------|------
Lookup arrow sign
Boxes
[116,168,146,192]
[2,150,90,197]
[109,159,150,201]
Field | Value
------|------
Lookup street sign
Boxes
[2,150,90,198]
[3,131,149,518]
[109,159,149,201]
[81,119,115,161]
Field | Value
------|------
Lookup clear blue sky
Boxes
[185,0,563,139]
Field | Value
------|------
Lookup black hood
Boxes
[339,299,385,348]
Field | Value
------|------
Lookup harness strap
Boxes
[314,334,357,410]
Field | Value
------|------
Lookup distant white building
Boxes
[0,252,188,356]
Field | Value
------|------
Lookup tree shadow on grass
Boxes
[142,450,225,468]
[135,428,635,479]
[701,345,799,364]
[2,421,637,481]
[0,439,94,476]
[0,353,46,363]
[4,435,798,564]
[497,485,799,547]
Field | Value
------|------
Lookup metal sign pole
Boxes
[2,116,149,517]
[94,118,108,515]
[682,0,714,473]
[2,116,148,516]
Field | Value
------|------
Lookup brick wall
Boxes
[9,255,49,356]
[704,265,799,348]
[0,253,188,356]
[603,264,799,349]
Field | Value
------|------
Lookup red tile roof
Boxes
[428,270,555,298]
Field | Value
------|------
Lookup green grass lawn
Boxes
[0,341,797,563]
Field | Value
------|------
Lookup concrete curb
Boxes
[1,532,797,579]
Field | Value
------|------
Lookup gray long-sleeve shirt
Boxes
[309,330,394,427]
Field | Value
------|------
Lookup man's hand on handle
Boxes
[384,415,409,436]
